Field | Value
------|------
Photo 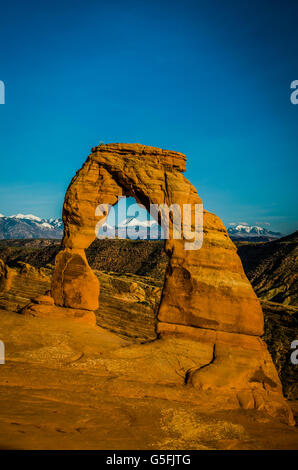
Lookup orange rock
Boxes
[48,142,290,418]
[21,302,96,326]
[55,143,263,336]
[51,249,99,311]
[158,212,263,336]
[0,260,51,312]
[32,295,54,305]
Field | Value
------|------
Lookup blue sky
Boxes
[0,0,297,234]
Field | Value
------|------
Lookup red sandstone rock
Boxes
[21,302,96,326]
[47,142,291,422]
[54,143,263,335]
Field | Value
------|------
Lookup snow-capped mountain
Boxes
[118,216,157,228]
[0,214,63,239]
[227,224,282,241]
[0,213,283,242]
[97,216,164,240]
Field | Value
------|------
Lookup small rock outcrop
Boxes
[0,261,52,312]
[20,297,96,326]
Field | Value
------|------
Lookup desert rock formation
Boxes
[0,260,52,312]
[47,143,293,421]
[53,144,263,333]
[21,143,294,423]
[1,309,297,449]
[1,238,296,402]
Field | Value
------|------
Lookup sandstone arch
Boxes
[52,143,263,335]
[49,143,293,422]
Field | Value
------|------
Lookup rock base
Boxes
[20,295,96,326]
[157,322,295,426]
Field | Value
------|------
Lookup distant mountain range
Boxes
[100,219,283,242]
[0,213,284,242]
[98,216,164,239]
[0,214,63,239]
[227,224,283,242]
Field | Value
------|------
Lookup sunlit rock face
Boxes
[52,143,263,333]
[46,142,293,422]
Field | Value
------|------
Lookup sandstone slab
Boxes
[21,302,96,326]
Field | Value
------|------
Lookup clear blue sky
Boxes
[0,0,297,234]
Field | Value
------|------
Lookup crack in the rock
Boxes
[184,343,216,385]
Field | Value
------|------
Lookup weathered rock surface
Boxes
[94,270,162,341]
[158,213,263,336]
[237,231,298,306]
[1,239,296,403]
[46,142,290,421]
[0,309,297,449]
[54,143,263,335]
[52,249,99,311]
[20,301,96,326]
[0,252,162,341]
[0,260,52,312]
[262,300,298,400]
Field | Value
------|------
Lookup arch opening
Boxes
[87,196,169,341]
[96,196,165,241]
